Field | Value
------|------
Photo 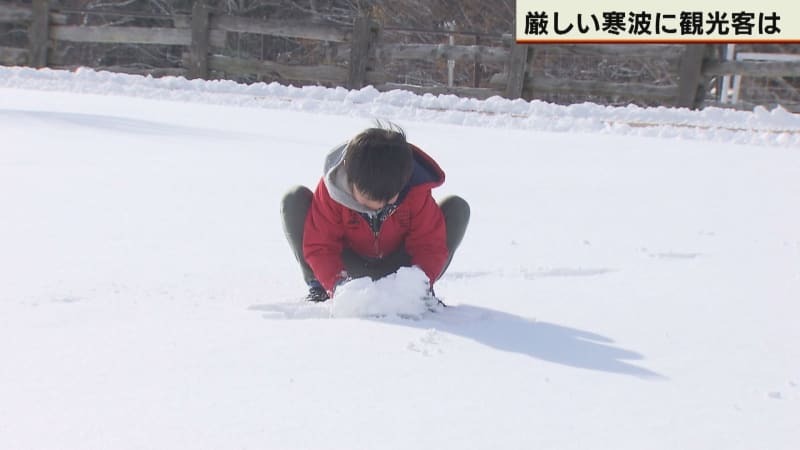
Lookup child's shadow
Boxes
[251,300,665,379]
[385,304,666,379]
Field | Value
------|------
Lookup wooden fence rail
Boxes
[1,1,798,110]
[211,15,349,42]
[49,25,225,47]
[0,45,27,65]
[379,43,509,64]
[0,3,66,24]
[704,60,800,77]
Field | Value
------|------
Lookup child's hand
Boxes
[329,271,352,298]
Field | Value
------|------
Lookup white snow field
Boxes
[1,66,799,450]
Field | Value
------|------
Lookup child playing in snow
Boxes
[281,123,470,302]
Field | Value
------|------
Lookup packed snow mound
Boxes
[331,266,434,318]
[253,267,436,320]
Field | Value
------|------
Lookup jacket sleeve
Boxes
[303,180,346,292]
[404,190,448,286]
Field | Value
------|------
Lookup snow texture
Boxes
[1,66,799,450]
[331,267,434,318]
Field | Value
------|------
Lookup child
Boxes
[281,123,469,302]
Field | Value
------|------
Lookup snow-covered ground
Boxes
[1,66,799,450]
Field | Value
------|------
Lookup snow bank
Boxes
[1,66,798,147]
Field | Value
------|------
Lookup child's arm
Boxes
[303,180,347,293]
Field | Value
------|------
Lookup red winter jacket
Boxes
[303,143,448,293]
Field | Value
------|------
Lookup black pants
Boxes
[281,186,470,285]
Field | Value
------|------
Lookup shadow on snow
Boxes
[249,301,665,380]
[400,304,664,380]
[0,109,250,140]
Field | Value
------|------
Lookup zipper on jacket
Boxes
[363,212,385,258]
[373,230,381,258]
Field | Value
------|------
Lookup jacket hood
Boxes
[322,141,445,216]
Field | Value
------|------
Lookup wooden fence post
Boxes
[188,2,210,79]
[677,44,707,109]
[505,43,530,99]
[28,0,50,68]
[347,15,376,90]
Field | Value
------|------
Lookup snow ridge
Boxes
[1,65,798,147]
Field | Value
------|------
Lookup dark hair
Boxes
[344,123,413,202]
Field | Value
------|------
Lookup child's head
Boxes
[345,123,413,209]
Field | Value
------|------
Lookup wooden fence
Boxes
[2,1,800,110]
